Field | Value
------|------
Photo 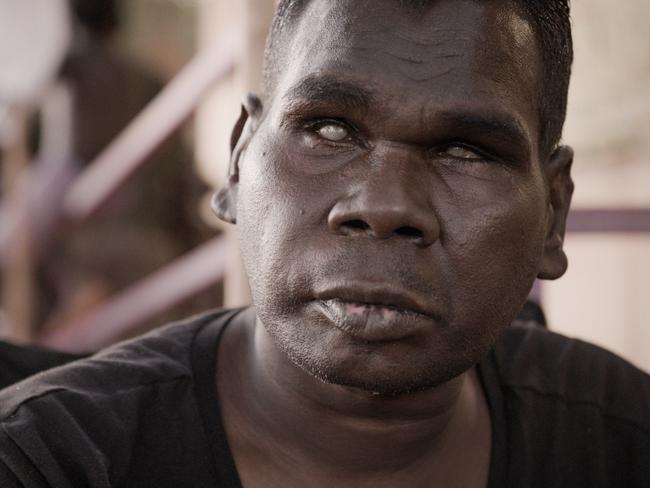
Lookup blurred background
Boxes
[0,0,648,372]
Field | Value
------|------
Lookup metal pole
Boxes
[1,106,34,342]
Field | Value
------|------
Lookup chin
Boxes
[257,302,504,397]
[282,338,473,397]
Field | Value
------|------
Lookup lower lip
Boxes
[315,299,434,342]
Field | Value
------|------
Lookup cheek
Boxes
[440,177,548,323]
[236,142,331,301]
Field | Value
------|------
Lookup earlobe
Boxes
[212,179,238,224]
[213,93,264,225]
[538,145,574,280]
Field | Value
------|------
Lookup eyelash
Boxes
[435,142,491,161]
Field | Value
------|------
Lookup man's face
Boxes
[230,0,568,394]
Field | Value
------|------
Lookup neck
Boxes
[217,308,490,482]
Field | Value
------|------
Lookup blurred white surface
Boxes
[0,0,70,106]
[546,235,650,374]
[564,0,650,207]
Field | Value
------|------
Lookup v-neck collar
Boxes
[191,308,508,487]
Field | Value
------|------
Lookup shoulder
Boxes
[493,322,650,427]
[0,308,237,486]
[489,323,650,485]
[0,308,236,420]
[0,341,85,389]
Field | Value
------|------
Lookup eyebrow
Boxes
[283,75,374,112]
[436,110,532,155]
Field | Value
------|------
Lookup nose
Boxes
[327,153,440,247]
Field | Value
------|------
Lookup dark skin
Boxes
[214,0,574,486]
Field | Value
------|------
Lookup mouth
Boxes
[313,284,440,342]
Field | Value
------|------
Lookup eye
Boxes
[438,145,483,160]
[316,122,350,142]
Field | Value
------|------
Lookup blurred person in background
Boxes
[30,0,213,337]
[0,0,214,387]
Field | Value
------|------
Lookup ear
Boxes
[537,145,574,280]
[212,93,264,224]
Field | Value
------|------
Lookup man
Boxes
[0,0,648,486]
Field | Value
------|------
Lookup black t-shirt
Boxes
[0,342,86,389]
[0,308,648,487]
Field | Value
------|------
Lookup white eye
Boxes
[442,145,482,160]
[317,123,349,142]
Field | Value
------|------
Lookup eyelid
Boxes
[305,118,353,132]
[304,118,362,143]
[434,141,499,163]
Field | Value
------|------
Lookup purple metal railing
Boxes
[36,237,227,351]
[22,38,237,349]
[63,38,236,223]
[566,209,650,233]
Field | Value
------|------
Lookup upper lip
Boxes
[313,282,440,320]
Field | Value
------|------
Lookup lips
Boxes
[314,283,438,318]
[312,283,441,342]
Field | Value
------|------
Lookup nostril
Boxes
[396,226,423,240]
[342,219,371,232]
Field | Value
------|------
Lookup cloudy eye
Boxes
[317,123,349,142]
[440,145,482,160]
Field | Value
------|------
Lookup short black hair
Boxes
[262,0,573,158]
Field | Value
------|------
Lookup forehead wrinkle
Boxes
[295,0,481,67]
[297,6,484,89]
[333,21,478,67]
[334,42,469,68]
[310,40,471,85]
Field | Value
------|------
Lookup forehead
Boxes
[271,0,541,144]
